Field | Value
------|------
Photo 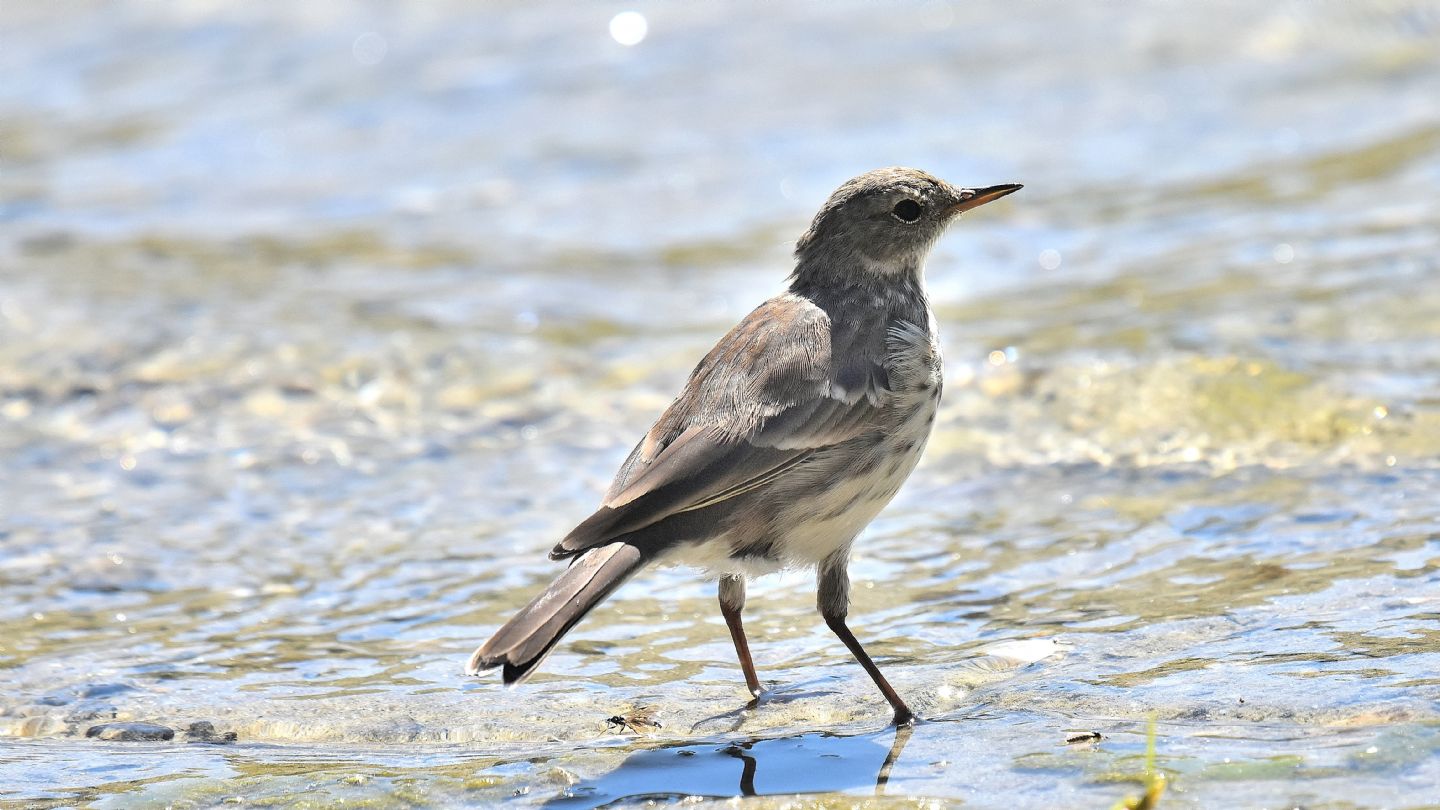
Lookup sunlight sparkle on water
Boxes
[609,11,648,46]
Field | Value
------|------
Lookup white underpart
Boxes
[860,247,933,277]
[827,378,885,407]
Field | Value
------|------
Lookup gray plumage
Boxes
[467,168,1021,725]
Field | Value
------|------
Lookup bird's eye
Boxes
[891,199,922,223]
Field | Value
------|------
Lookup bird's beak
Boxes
[948,183,1023,216]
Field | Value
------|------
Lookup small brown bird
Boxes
[467,168,1021,725]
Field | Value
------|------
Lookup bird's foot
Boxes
[744,679,783,706]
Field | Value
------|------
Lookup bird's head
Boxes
[793,167,1020,286]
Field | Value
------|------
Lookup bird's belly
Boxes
[662,361,942,579]
[659,410,936,579]
[783,405,936,558]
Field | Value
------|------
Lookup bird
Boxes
[467,168,1021,726]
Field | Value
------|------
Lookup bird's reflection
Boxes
[719,742,759,796]
[546,724,915,806]
[876,723,912,794]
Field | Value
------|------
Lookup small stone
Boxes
[85,722,175,742]
[185,721,238,744]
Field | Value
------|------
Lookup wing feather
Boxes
[550,294,889,559]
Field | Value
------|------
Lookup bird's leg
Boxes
[719,574,763,698]
[818,552,915,726]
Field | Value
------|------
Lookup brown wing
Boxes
[550,294,889,560]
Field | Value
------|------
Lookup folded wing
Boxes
[550,294,890,560]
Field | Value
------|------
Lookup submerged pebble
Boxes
[65,703,119,724]
[85,722,175,742]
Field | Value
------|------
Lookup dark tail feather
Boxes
[466,542,648,684]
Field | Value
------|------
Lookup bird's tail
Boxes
[466,542,648,684]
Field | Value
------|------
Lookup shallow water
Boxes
[2,1,1440,807]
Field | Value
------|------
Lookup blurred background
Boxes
[2,1,1438,807]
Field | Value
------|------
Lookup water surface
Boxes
[2,1,1439,807]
